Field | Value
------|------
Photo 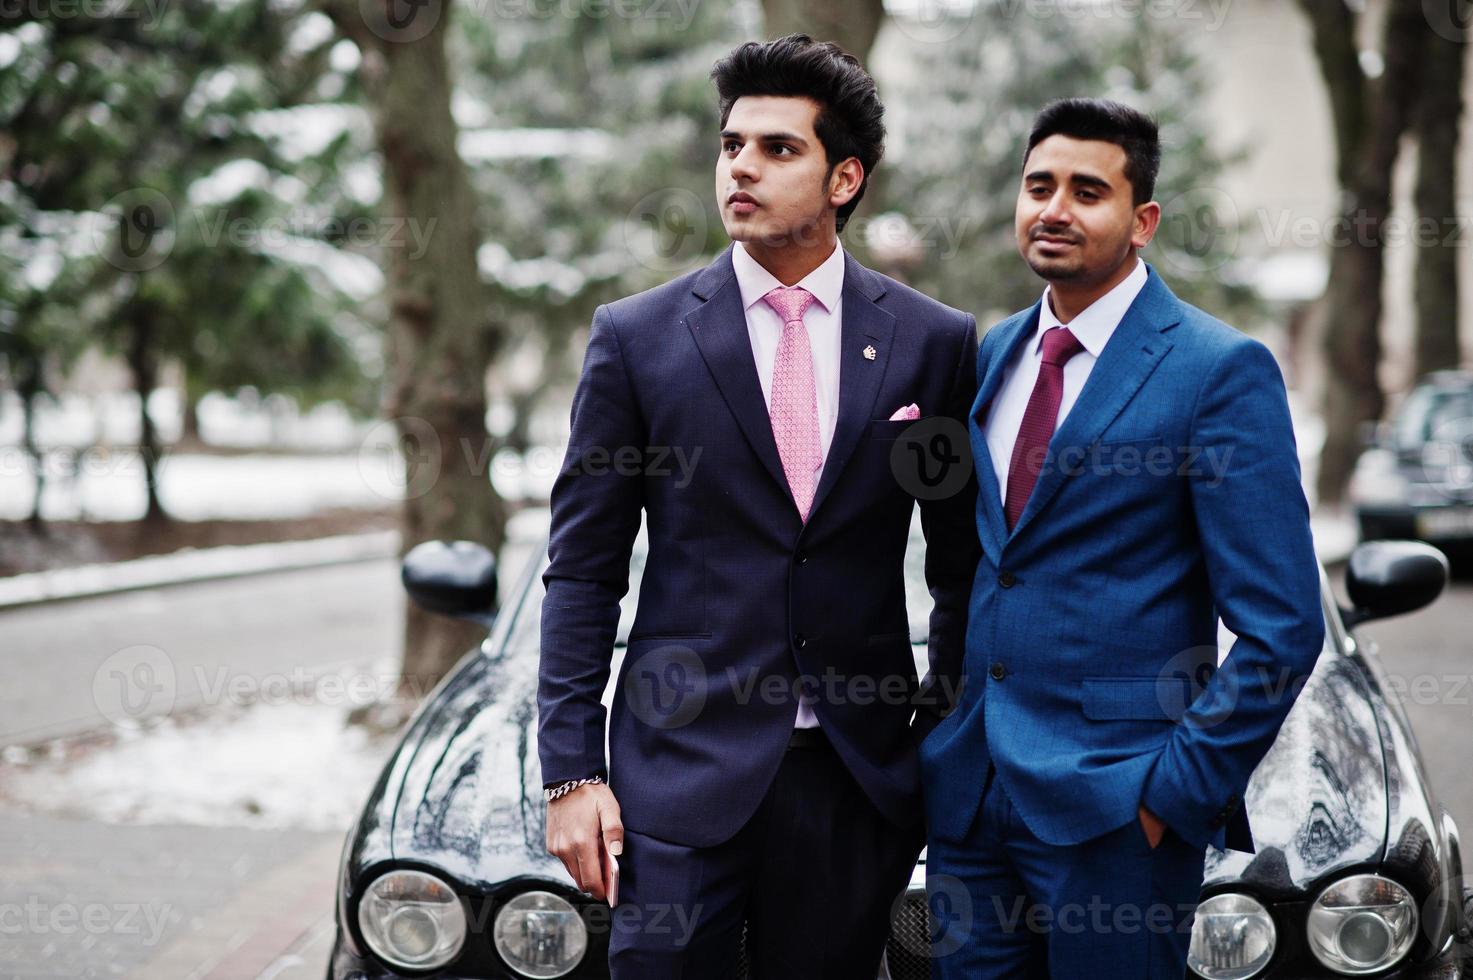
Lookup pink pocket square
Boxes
[888,403,921,421]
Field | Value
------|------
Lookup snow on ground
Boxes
[0,446,562,522]
[0,657,408,832]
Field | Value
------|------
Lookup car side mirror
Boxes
[402,540,500,621]
[1340,540,1448,629]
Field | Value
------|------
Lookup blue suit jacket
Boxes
[921,265,1324,853]
[538,246,981,847]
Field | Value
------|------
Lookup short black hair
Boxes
[1025,98,1161,205]
[711,34,885,232]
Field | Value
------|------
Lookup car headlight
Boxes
[492,890,588,978]
[1307,874,1418,975]
[356,868,467,971]
[1349,449,1409,506]
[1187,892,1276,979]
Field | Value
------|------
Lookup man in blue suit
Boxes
[921,98,1325,978]
[537,35,981,977]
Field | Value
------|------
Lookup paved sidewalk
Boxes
[0,813,343,980]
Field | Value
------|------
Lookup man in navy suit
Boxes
[921,99,1325,978]
[537,35,981,977]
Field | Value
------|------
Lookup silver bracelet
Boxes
[544,775,606,802]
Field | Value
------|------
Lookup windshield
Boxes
[1393,385,1473,449]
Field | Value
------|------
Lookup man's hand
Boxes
[1138,805,1166,850]
[547,783,624,901]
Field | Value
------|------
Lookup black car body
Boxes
[1352,371,1473,550]
[328,531,1471,980]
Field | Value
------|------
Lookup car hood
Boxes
[1201,651,1388,897]
[381,645,566,891]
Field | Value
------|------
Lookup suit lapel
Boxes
[807,253,894,523]
[1005,268,1180,542]
[684,247,792,498]
[969,304,1041,553]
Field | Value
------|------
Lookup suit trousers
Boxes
[926,766,1204,979]
[608,733,923,979]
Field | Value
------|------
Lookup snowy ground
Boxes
[0,656,407,833]
[0,444,563,522]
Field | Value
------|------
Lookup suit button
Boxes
[795,634,807,649]
[998,570,1016,588]
[990,662,1007,681]
[796,553,808,565]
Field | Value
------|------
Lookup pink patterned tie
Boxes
[763,285,822,522]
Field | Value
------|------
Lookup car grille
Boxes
[733,889,931,980]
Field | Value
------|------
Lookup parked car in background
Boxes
[327,526,1472,980]
[1352,370,1473,552]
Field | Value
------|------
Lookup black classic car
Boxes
[1351,370,1473,552]
[328,528,1473,980]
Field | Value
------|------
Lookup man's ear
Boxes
[828,158,865,210]
[1132,200,1161,250]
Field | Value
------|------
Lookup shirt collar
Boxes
[1034,257,1148,357]
[732,240,845,316]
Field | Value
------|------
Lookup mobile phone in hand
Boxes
[604,840,620,907]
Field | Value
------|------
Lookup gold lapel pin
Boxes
[862,345,877,361]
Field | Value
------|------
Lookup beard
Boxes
[1021,227,1131,285]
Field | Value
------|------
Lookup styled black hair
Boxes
[710,34,885,232]
[1025,98,1161,205]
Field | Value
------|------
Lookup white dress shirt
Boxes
[984,258,1148,499]
[731,240,845,729]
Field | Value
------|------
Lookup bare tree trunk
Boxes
[1299,0,1427,506]
[126,316,169,523]
[325,0,508,701]
[760,0,885,62]
[19,362,46,533]
[1413,4,1465,379]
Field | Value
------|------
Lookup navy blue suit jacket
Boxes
[921,265,1324,854]
[538,246,981,847]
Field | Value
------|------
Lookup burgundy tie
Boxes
[1004,326,1085,531]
